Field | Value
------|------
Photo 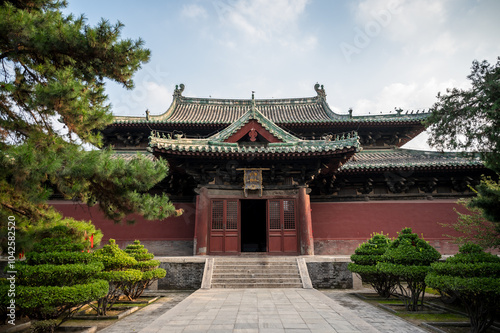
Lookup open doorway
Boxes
[241,199,267,252]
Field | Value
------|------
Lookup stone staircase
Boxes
[209,257,304,288]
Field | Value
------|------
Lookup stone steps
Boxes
[210,258,303,288]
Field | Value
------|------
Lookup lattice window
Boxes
[283,200,295,230]
[211,200,224,230]
[226,200,238,230]
[269,200,281,230]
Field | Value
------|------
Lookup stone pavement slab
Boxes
[136,289,428,333]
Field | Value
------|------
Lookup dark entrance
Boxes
[241,199,267,252]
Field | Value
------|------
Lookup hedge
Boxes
[425,243,500,333]
[26,251,94,265]
[15,262,104,287]
[16,280,109,312]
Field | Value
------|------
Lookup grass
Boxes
[397,312,468,322]
[377,299,404,304]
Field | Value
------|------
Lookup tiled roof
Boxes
[113,90,429,126]
[340,149,484,171]
[110,151,155,162]
[149,105,361,156]
[150,134,359,155]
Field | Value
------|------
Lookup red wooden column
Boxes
[298,186,314,255]
[194,187,210,255]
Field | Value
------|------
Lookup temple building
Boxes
[52,84,492,255]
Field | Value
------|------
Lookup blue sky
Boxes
[63,0,500,149]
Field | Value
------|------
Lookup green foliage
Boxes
[425,57,500,232]
[16,280,109,314]
[16,262,104,287]
[441,199,500,250]
[90,239,140,315]
[122,240,166,299]
[97,270,143,283]
[378,228,441,311]
[469,176,500,225]
[91,239,138,271]
[0,0,178,255]
[26,251,94,265]
[425,243,500,333]
[30,319,58,333]
[348,232,397,298]
[425,57,500,173]
[1,225,108,329]
[142,269,166,280]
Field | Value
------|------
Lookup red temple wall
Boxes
[51,199,466,255]
[50,201,196,255]
[311,200,465,255]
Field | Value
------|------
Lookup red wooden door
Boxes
[209,200,239,253]
[268,199,298,253]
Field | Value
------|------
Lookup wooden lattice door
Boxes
[268,199,298,253]
[209,200,239,253]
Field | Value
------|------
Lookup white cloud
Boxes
[219,0,309,40]
[111,82,173,116]
[210,0,315,52]
[181,4,208,19]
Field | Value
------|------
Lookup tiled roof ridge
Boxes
[177,95,322,105]
[111,84,431,125]
[341,147,484,171]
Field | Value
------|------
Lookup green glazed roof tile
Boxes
[113,94,429,126]
[340,149,483,171]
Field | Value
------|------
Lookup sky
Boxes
[63,0,500,150]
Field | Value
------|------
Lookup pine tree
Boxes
[0,0,179,252]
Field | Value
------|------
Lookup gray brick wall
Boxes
[158,261,205,290]
[306,262,353,289]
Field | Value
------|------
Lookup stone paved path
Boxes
[134,288,428,333]
[98,292,193,333]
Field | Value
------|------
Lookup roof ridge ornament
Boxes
[173,83,185,98]
[251,90,256,118]
[314,83,326,99]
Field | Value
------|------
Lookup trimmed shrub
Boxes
[348,232,397,297]
[378,227,441,311]
[426,243,500,333]
[90,239,142,315]
[123,240,166,299]
[0,225,108,332]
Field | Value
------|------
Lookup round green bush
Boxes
[377,227,441,311]
[348,232,397,298]
[122,240,166,299]
[425,243,500,333]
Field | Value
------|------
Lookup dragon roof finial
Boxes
[314,83,326,99]
[173,83,185,97]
